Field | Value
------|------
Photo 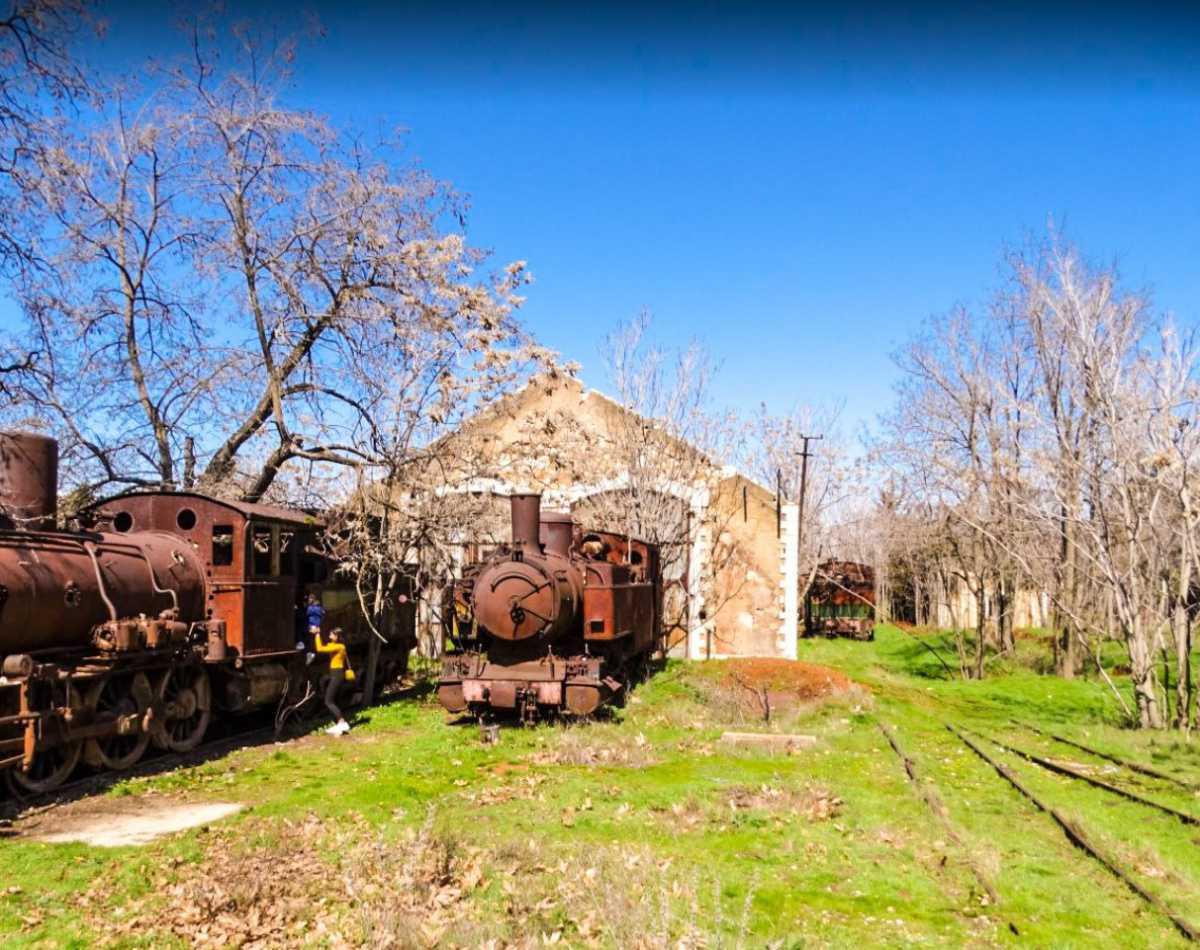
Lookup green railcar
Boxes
[805,560,875,641]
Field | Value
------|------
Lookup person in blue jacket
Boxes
[298,592,325,664]
[305,592,326,636]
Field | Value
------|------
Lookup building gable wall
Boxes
[436,375,795,658]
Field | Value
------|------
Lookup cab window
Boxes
[251,524,274,577]
[212,525,234,567]
[278,530,295,577]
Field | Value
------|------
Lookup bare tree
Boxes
[0,23,552,508]
[878,306,1017,678]
[880,234,1200,726]
[582,313,749,647]
[1142,329,1200,728]
[9,92,211,492]
[745,399,850,631]
[0,0,92,267]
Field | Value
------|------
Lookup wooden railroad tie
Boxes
[947,723,1200,943]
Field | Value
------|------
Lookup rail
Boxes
[948,723,1200,942]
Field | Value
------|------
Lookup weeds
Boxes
[535,724,659,768]
[8,626,1199,948]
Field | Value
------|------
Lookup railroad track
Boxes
[964,725,1200,828]
[1012,720,1200,792]
[877,720,1000,906]
[947,723,1200,942]
[0,716,281,823]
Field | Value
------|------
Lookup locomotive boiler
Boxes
[0,431,414,794]
[438,493,663,720]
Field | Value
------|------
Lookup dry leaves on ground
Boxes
[73,806,761,948]
[533,727,659,767]
[75,811,493,949]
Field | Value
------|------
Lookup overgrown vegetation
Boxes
[4,625,1200,947]
[874,237,1200,730]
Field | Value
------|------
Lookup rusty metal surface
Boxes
[0,431,413,793]
[509,493,541,553]
[472,556,580,642]
[438,493,663,719]
[89,490,324,531]
[806,559,876,641]
[538,509,573,556]
[86,493,313,658]
[440,652,610,717]
[470,496,582,642]
[581,565,656,648]
[0,432,57,530]
[0,530,207,655]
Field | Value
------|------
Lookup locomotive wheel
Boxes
[7,685,83,795]
[152,666,211,752]
[83,672,152,771]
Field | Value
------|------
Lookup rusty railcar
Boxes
[805,560,876,641]
[438,494,663,721]
[0,432,414,794]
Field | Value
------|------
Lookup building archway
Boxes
[545,475,710,658]
[567,487,694,654]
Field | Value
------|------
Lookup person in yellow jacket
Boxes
[315,627,356,735]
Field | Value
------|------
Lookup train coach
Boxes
[805,559,876,641]
[0,432,414,794]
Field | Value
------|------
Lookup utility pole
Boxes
[796,434,823,553]
[797,434,823,636]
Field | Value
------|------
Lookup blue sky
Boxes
[93,3,1200,432]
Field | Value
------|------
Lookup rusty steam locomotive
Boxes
[438,493,663,720]
[0,432,413,794]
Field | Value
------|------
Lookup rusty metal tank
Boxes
[0,433,208,655]
[539,508,573,557]
[470,494,582,642]
[0,432,57,530]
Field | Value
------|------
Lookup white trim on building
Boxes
[778,502,799,660]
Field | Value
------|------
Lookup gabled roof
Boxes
[445,371,777,498]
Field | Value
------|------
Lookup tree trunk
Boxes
[1129,634,1165,729]
[1173,604,1193,730]
[1161,646,1172,725]
[1054,499,1080,679]
[182,437,195,491]
[998,575,1014,654]
[974,586,986,680]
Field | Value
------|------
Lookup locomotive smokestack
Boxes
[509,493,541,554]
[0,432,58,530]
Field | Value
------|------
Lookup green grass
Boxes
[4,625,1200,947]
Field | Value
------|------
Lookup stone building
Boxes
[424,374,801,659]
[931,577,1051,632]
